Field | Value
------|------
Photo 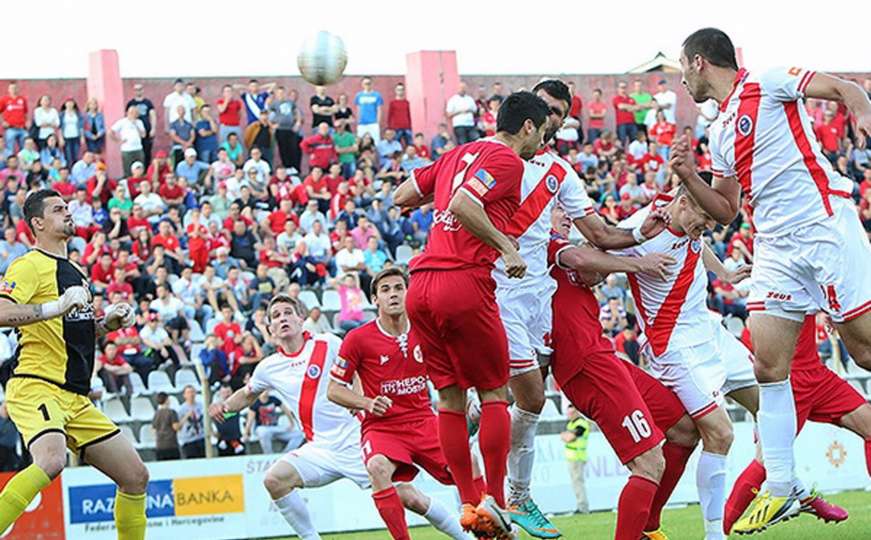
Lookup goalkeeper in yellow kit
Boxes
[0,189,148,539]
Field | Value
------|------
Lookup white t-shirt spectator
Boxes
[134,192,166,215]
[150,295,185,321]
[172,277,202,306]
[111,118,145,151]
[68,199,94,227]
[695,99,719,134]
[277,231,303,253]
[335,247,365,273]
[163,91,194,123]
[34,107,59,139]
[446,94,476,128]
[139,324,170,348]
[303,231,331,259]
[650,89,677,124]
[243,158,271,185]
[299,211,327,235]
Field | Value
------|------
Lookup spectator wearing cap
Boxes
[85,163,117,207]
[301,123,338,171]
[244,110,274,165]
[70,151,97,185]
[651,79,677,125]
[242,147,271,186]
[145,150,170,187]
[216,84,243,143]
[110,105,146,176]
[169,105,196,167]
[163,78,194,131]
[175,148,211,189]
[354,76,383,144]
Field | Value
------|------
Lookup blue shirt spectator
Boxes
[70,155,97,184]
[195,119,219,158]
[354,87,383,126]
[241,82,273,123]
[176,155,210,185]
[170,118,194,147]
[0,230,27,274]
[376,130,403,168]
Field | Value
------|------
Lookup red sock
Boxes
[372,486,410,540]
[438,408,479,505]
[615,475,658,540]
[645,442,694,531]
[473,476,487,500]
[865,440,871,477]
[479,400,511,508]
[724,459,766,534]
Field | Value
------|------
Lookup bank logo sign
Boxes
[69,474,244,524]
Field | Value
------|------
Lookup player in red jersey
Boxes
[393,91,550,538]
[327,268,472,540]
[723,313,871,533]
[547,206,701,540]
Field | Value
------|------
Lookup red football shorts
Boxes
[406,269,509,390]
[560,351,665,464]
[361,415,454,484]
[793,367,868,433]
[626,361,687,434]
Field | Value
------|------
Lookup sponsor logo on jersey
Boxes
[381,375,428,396]
[433,209,462,232]
[766,291,793,302]
[545,174,559,194]
[0,280,15,295]
[413,345,423,363]
[307,364,322,379]
[737,114,754,136]
[379,354,390,365]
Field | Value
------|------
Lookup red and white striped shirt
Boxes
[247,333,360,447]
[616,197,711,356]
[710,67,854,237]
[492,149,594,288]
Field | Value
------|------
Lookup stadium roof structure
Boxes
[627,52,681,74]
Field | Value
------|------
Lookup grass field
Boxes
[273,489,871,539]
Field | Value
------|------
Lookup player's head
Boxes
[680,28,739,103]
[371,267,409,317]
[550,204,571,236]
[267,293,308,341]
[672,173,716,239]
[496,91,550,160]
[532,79,571,145]
[24,189,74,240]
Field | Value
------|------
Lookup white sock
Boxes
[422,497,469,540]
[273,491,321,540]
[697,451,727,540]
[792,477,809,500]
[758,379,797,496]
[508,406,540,504]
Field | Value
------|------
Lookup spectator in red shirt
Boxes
[98,342,134,396]
[300,122,337,170]
[51,170,77,201]
[587,88,607,143]
[266,199,300,236]
[151,220,184,269]
[612,81,638,146]
[387,82,412,146]
[815,109,842,164]
[648,111,676,159]
[214,305,242,343]
[216,84,243,143]
[323,163,344,195]
[618,192,637,219]
[186,217,210,273]
[0,82,29,154]
[159,175,186,209]
[567,81,584,143]
[91,252,115,293]
[480,97,500,137]
[412,133,430,160]
[303,166,332,214]
[637,142,665,177]
[593,130,618,162]
[727,223,754,263]
[106,267,135,301]
[86,164,118,206]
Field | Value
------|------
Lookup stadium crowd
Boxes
[0,73,868,464]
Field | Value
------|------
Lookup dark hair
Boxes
[371,267,409,299]
[496,91,550,135]
[267,293,308,321]
[532,79,572,113]
[682,28,739,71]
[156,392,169,405]
[23,189,61,233]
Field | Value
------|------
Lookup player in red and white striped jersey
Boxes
[492,80,671,539]
[671,27,871,532]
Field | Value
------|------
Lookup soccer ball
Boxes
[297,31,348,86]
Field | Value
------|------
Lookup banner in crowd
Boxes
[1,420,868,539]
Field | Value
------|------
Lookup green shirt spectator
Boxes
[334,130,357,165]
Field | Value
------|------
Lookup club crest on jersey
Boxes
[545,174,559,194]
[379,354,390,365]
[307,364,322,379]
[413,345,423,364]
[737,114,753,136]
[690,239,702,253]
[0,280,15,295]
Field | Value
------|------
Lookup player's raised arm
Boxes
[670,137,741,225]
[803,73,871,146]
[572,209,671,250]
[208,385,258,423]
[559,244,676,282]
[701,243,752,284]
